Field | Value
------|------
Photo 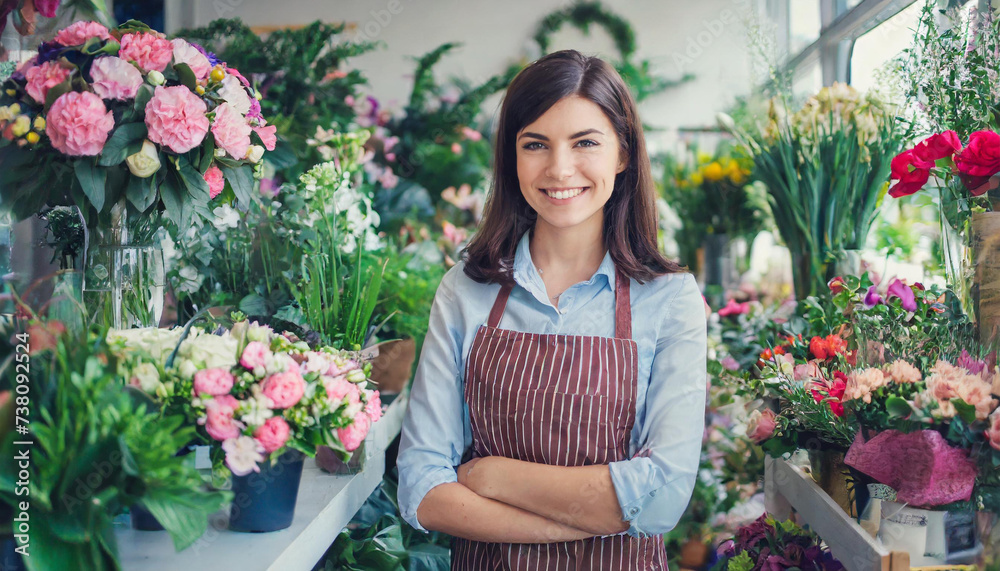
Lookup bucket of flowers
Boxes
[108,314,383,532]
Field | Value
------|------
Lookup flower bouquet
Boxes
[724,82,909,299]
[711,513,844,571]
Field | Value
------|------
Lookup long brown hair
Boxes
[463,49,684,285]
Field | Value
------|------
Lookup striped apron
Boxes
[452,269,668,570]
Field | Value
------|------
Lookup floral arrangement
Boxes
[724,82,909,299]
[658,143,768,274]
[108,317,383,478]
[0,19,275,231]
[711,513,843,571]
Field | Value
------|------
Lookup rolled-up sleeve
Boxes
[397,271,468,532]
[608,273,707,537]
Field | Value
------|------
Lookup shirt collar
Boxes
[512,229,616,294]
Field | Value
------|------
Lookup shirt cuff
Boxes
[399,468,458,533]
[608,457,670,538]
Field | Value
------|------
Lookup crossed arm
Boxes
[416,456,629,543]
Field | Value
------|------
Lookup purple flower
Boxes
[958,349,987,375]
[864,285,883,308]
[886,278,917,312]
[247,97,262,121]
[35,41,66,65]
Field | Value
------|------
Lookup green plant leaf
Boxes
[43,76,73,113]
[220,164,254,206]
[74,160,107,213]
[952,399,978,426]
[141,486,231,552]
[99,123,148,167]
[126,172,158,212]
[885,396,914,418]
[173,63,197,91]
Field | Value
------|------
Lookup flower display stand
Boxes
[764,455,911,571]
[116,391,408,571]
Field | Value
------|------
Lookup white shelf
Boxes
[117,392,409,571]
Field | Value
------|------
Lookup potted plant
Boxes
[711,513,844,570]
[108,316,384,532]
[0,316,229,571]
[0,18,274,328]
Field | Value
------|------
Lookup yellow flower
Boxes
[689,171,704,186]
[697,152,712,164]
[33,116,45,131]
[25,132,39,145]
[702,161,725,182]
[11,116,30,137]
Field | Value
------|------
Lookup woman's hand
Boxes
[457,456,505,498]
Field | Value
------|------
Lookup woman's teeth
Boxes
[544,187,586,199]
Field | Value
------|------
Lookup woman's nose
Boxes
[545,146,575,180]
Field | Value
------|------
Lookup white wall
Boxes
[181,0,761,151]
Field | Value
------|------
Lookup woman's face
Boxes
[516,95,625,234]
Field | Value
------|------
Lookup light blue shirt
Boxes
[396,229,707,538]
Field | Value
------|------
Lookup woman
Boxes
[396,49,707,570]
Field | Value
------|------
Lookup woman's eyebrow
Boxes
[517,128,605,141]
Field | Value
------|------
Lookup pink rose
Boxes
[170,38,212,80]
[253,123,277,151]
[328,359,359,377]
[365,390,383,422]
[54,21,111,46]
[25,61,71,104]
[746,409,777,444]
[145,85,209,153]
[324,375,359,405]
[193,367,235,397]
[211,102,252,159]
[204,165,225,199]
[262,371,305,409]
[240,341,271,371]
[90,56,143,101]
[254,416,291,453]
[118,32,174,73]
[202,397,241,441]
[46,92,114,156]
[337,412,371,452]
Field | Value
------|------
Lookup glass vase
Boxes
[83,200,164,329]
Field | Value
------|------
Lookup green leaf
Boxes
[885,396,914,419]
[238,293,269,316]
[952,399,978,426]
[173,63,197,91]
[141,487,230,552]
[43,76,73,113]
[727,550,754,571]
[220,164,254,206]
[126,85,154,123]
[74,160,107,213]
[159,169,186,228]
[99,123,148,166]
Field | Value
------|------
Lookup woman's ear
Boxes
[617,153,628,174]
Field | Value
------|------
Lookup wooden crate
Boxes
[764,455,911,571]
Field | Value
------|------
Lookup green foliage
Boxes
[375,250,447,355]
[0,321,229,571]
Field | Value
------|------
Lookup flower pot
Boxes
[971,211,1000,343]
[130,502,164,531]
[702,233,730,289]
[315,437,369,475]
[228,450,305,533]
[363,338,416,395]
[807,448,859,518]
[877,501,981,565]
[678,536,710,568]
[0,535,26,571]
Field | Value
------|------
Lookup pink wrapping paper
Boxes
[844,429,977,507]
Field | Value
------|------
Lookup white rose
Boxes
[178,358,198,380]
[218,74,251,115]
[246,144,264,164]
[179,332,238,369]
[125,139,161,178]
[131,362,162,394]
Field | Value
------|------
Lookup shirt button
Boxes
[629,507,639,516]
[649,490,656,497]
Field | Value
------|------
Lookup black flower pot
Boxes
[1,535,26,571]
[130,503,164,531]
[228,450,305,533]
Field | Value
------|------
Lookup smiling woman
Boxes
[396,49,708,571]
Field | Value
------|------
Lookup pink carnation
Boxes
[193,367,235,397]
[254,416,291,453]
[202,396,241,441]
[145,86,209,153]
[324,376,360,405]
[54,21,110,46]
[46,92,114,156]
[365,390,383,422]
[170,38,212,80]
[118,32,174,73]
[240,341,272,371]
[338,412,371,452]
[262,371,305,409]
[253,123,277,151]
[211,102,252,159]
[204,165,225,199]
[90,56,143,101]
[25,61,71,104]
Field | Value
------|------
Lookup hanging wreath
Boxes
[531,1,694,102]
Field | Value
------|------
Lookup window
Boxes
[849,1,923,92]
[789,0,823,54]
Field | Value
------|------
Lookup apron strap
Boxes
[615,269,632,340]
[486,271,633,339]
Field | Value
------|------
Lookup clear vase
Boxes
[83,200,164,329]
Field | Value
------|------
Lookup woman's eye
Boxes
[522,142,545,150]
[576,139,598,147]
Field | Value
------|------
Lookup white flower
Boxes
[178,358,198,380]
[363,231,383,252]
[178,330,238,369]
[130,362,162,394]
[218,74,252,115]
[176,265,204,295]
[246,323,273,343]
[240,385,275,427]
[212,204,240,232]
[107,327,183,364]
[303,352,330,375]
[246,144,264,164]
[222,436,265,476]
[125,139,161,178]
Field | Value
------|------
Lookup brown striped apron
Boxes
[452,269,668,570]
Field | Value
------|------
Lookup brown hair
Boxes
[462,49,684,285]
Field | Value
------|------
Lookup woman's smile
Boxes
[541,186,590,201]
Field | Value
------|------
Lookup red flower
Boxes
[888,149,933,198]
[912,130,962,162]
[809,334,846,361]
[827,276,846,295]
[811,374,847,417]
[955,131,1000,196]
